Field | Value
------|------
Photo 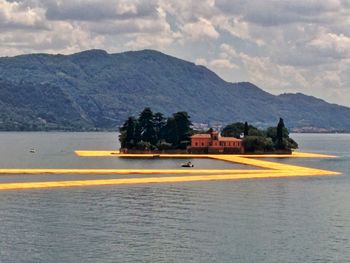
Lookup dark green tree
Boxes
[119,117,137,148]
[222,122,262,138]
[266,125,297,151]
[286,138,298,149]
[133,122,142,144]
[173,111,192,149]
[138,141,152,150]
[276,118,285,149]
[206,127,214,134]
[164,117,178,146]
[244,122,249,136]
[138,107,157,145]
[221,122,245,138]
[266,127,277,141]
[154,112,166,142]
[243,136,274,152]
[163,112,192,148]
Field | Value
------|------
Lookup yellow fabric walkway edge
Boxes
[0,168,274,175]
[74,150,337,158]
[0,172,339,190]
[0,151,340,190]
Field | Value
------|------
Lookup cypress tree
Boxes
[119,117,136,148]
[276,118,285,149]
[164,117,178,147]
[244,122,249,136]
[173,111,192,149]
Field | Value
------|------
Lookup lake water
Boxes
[0,132,349,263]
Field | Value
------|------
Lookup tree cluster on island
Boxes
[119,107,192,151]
[221,119,298,152]
[119,107,298,153]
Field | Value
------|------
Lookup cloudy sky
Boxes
[1,0,350,106]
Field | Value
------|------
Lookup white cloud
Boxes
[1,0,350,106]
[209,58,237,69]
[308,31,350,59]
[215,0,344,26]
[195,57,208,66]
[124,32,178,50]
[213,15,265,46]
[0,0,46,30]
[0,0,105,56]
[182,17,219,41]
[160,0,217,23]
[44,0,156,21]
[238,52,308,92]
[123,6,180,49]
[220,43,238,58]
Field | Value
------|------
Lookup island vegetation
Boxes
[119,107,298,154]
[119,107,192,152]
[221,119,298,153]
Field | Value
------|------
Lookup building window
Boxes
[202,142,204,146]
[195,142,198,146]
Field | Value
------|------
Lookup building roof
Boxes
[191,133,241,141]
[219,137,242,142]
[191,134,211,138]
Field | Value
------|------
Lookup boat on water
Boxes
[29,149,35,153]
[181,161,194,168]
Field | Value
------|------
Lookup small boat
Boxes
[181,161,194,168]
[29,148,36,153]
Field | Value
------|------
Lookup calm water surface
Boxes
[0,132,349,263]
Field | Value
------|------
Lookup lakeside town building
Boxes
[188,131,244,154]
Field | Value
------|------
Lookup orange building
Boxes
[188,131,244,154]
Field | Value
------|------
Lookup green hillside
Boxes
[1,49,350,131]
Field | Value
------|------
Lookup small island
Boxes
[119,108,298,154]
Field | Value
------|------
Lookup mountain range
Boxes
[1,49,350,132]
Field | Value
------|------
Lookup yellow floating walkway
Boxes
[0,151,340,190]
[0,171,339,190]
[0,168,270,175]
[74,150,337,158]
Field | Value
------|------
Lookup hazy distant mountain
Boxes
[1,49,350,131]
